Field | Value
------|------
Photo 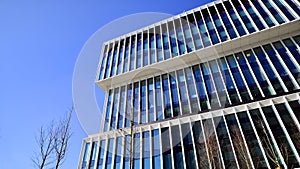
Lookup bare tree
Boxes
[53,108,72,169]
[32,123,55,169]
[32,107,73,169]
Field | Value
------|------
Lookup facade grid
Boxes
[79,0,300,169]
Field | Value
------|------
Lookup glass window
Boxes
[125,85,132,128]
[117,86,126,129]
[192,121,209,168]
[97,141,107,169]
[117,41,124,75]
[261,0,285,24]
[216,3,237,39]
[162,74,172,118]
[148,78,155,122]
[202,9,220,45]
[182,17,194,52]
[149,30,156,64]
[143,32,149,67]
[223,1,246,36]
[273,41,300,85]
[168,22,179,57]
[89,142,98,169]
[143,132,150,169]
[105,138,114,169]
[236,111,268,168]
[156,26,164,62]
[202,63,220,109]
[251,0,276,27]
[104,45,113,79]
[133,133,140,169]
[136,34,142,69]
[263,44,296,91]
[187,13,203,50]
[185,68,200,113]
[123,38,130,73]
[129,35,136,71]
[284,0,300,16]
[226,55,251,102]
[171,125,184,169]
[162,24,171,59]
[209,6,228,42]
[110,43,119,77]
[114,137,122,169]
[273,0,295,21]
[288,100,300,122]
[99,45,108,80]
[141,80,147,124]
[235,52,263,99]
[177,70,190,114]
[181,123,197,169]
[104,90,113,132]
[161,127,172,169]
[218,58,241,104]
[110,88,119,130]
[253,47,285,94]
[241,0,265,30]
[231,0,256,33]
[123,135,131,169]
[283,38,300,65]
[192,65,209,110]
[214,116,238,168]
[194,11,211,47]
[133,82,139,125]
[169,72,180,117]
[174,19,186,55]
[81,142,90,169]
[152,129,161,169]
[155,76,163,120]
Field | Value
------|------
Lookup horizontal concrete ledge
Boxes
[96,19,300,91]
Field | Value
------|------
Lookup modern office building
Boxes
[78,0,300,168]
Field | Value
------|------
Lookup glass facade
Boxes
[81,0,300,169]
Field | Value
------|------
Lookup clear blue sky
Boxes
[0,0,212,168]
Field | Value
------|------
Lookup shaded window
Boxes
[169,72,180,116]
[185,67,200,113]
[161,127,172,169]
[155,76,163,120]
[261,0,285,24]
[140,80,147,123]
[125,85,132,128]
[81,142,90,169]
[192,65,209,110]
[117,40,124,75]
[194,11,211,47]
[216,3,237,39]
[202,8,220,44]
[162,74,172,118]
[251,0,275,27]
[105,138,115,169]
[110,43,119,77]
[148,78,155,122]
[152,129,161,169]
[114,137,122,169]
[104,90,113,132]
[171,125,184,169]
[117,86,126,129]
[99,45,108,80]
[177,70,190,114]
[110,88,119,130]
[181,123,197,169]
[223,1,246,36]
[97,141,107,169]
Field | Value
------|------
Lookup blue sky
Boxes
[0,0,212,168]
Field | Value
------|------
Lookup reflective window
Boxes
[162,24,171,59]
[214,116,238,168]
[182,17,194,52]
[187,14,203,49]
[133,133,141,169]
[288,100,300,122]
[110,88,119,130]
[192,121,209,168]
[202,9,220,45]
[148,78,155,122]
[223,1,246,36]
[99,45,108,80]
[262,0,285,24]
[141,80,147,124]
[125,85,132,128]
[104,90,113,132]
[236,111,268,168]
[175,19,186,55]
[137,34,142,69]
[105,138,114,169]
[117,41,124,75]
[273,0,295,21]
[194,11,211,47]
[226,55,251,102]
[156,26,164,62]
[192,65,209,110]
[231,0,256,33]
[114,137,122,169]
[209,6,228,42]
[235,52,262,99]
[110,43,118,77]
[152,129,161,169]
[283,38,300,65]
[143,32,149,67]
[129,35,136,71]
[171,125,184,169]
[124,135,131,169]
[162,74,172,118]
[263,44,296,91]
[181,123,197,169]
[244,50,274,97]
[251,0,275,27]
[241,0,265,30]
[218,58,240,104]
[284,0,300,16]
[89,142,98,169]
[177,70,190,114]
[123,38,130,73]
[185,68,199,113]
[168,22,179,57]
[149,30,156,64]
[117,86,125,129]
[161,127,172,169]
[155,76,163,120]
[104,45,113,79]
[143,132,150,169]
[253,47,284,94]
[170,72,180,117]
[98,141,107,169]
[202,62,219,109]
[216,3,237,39]
[81,142,90,169]
[133,82,139,125]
